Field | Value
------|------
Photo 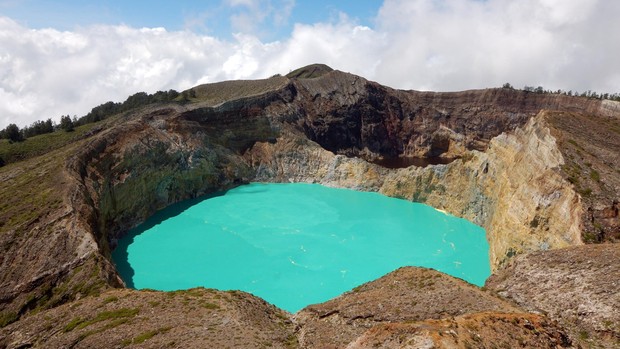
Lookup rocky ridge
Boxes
[1,64,619,347]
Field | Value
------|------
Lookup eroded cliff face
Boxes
[248,112,583,270]
[470,114,583,268]
[0,136,122,328]
[67,94,291,247]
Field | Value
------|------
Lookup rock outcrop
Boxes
[293,267,522,348]
[486,243,620,348]
[344,313,572,349]
[0,288,296,349]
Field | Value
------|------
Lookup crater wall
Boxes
[1,68,618,329]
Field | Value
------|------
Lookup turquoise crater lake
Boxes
[112,183,490,313]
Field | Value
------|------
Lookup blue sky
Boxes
[0,0,381,40]
[1,0,619,128]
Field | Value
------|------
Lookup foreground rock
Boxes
[346,313,571,349]
[293,267,570,348]
[2,267,575,349]
[0,288,296,349]
[486,243,620,348]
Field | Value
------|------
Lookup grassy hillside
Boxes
[286,64,333,79]
[0,114,124,232]
[0,122,102,166]
[188,75,288,106]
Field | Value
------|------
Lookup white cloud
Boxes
[1,0,620,129]
[226,0,257,7]
[273,0,295,26]
[372,0,620,92]
[263,17,384,78]
[226,0,295,37]
[0,18,239,128]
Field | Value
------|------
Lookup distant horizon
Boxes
[1,0,619,128]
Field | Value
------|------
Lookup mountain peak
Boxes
[286,63,334,79]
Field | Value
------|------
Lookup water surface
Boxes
[113,183,489,312]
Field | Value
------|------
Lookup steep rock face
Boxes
[0,139,121,328]
[67,69,616,273]
[545,111,620,242]
[473,114,583,267]
[249,111,583,269]
[288,71,618,159]
[486,244,620,349]
[68,100,282,246]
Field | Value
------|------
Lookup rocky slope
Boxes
[1,267,574,349]
[293,267,522,348]
[1,288,296,349]
[1,64,619,347]
[487,243,619,348]
[545,111,620,242]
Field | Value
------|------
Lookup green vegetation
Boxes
[64,317,86,332]
[190,76,287,106]
[583,231,598,243]
[77,318,130,342]
[284,333,298,348]
[201,302,220,310]
[578,187,592,197]
[567,139,582,149]
[63,308,139,332]
[286,63,333,79]
[503,82,620,102]
[121,327,171,346]
[0,89,181,148]
[79,89,180,125]
[103,296,119,304]
[60,115,75,132]
[0,124,24,142]
[0,146,66,233]
[351,284,365,293]
[590,169,600,182]
[0,311,18,328]
[22,119,54,138]
[0,121,101,165]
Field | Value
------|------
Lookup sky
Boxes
[1,0,619,128]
